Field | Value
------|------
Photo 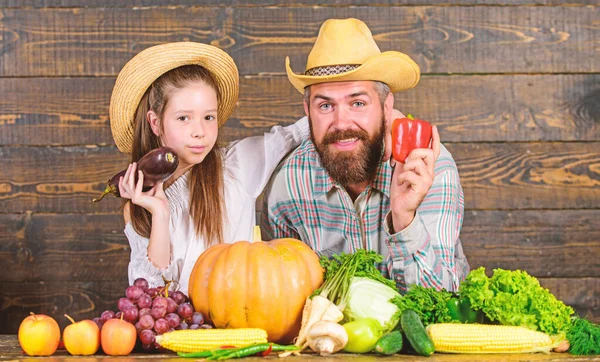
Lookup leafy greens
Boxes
[315,250,400,330]
[390,284,453,326]
[459,267,574,335]
[567,317,600,355]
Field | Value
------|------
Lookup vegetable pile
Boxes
[292,252,600,357]
[291,250,401,356]
[318,251,400,332]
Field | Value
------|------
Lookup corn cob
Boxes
[155,328,268,353]
[426,323,557,354]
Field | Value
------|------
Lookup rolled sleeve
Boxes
[125,223,179,288]
[384,211,445,293]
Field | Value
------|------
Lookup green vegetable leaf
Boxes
[344,277,401,332]
[390,285,453,326]
[567,317,600,355]
[314,250,396,310]
[459,267,574,335]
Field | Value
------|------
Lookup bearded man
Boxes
[261,18,469,292]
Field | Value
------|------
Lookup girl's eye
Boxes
[177,116,189,122]
[205,115,216,121]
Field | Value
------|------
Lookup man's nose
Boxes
[331,107,354,129]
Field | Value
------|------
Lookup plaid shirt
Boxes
[261,140,469,293]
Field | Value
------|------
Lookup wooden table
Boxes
[1,335,599,361]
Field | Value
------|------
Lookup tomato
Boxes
[342,318,382,353]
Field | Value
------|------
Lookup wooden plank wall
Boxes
[0,1,598,333]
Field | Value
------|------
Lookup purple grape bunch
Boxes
[93,277,212,350]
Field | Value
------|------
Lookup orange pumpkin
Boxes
[188,227,323,343]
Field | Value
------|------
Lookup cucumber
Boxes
[400,309,435,356]
[374,331,403,355]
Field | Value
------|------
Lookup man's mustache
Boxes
[322,129,368,145]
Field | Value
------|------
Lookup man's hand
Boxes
[389,125,441,232]
[383,109,406,162]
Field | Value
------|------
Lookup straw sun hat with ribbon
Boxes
[110,42,239,154]
[286,18,420,94]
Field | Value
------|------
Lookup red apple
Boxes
[18,312,61,356]
[101,314,137,355]
[63,314,100,355]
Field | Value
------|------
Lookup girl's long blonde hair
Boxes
[129,65,225,247]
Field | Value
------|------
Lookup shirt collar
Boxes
[372,161,392,198]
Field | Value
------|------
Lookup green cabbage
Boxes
[344,277,401,332]
[459,267,574,335]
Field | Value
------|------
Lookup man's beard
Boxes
[311,118,385,186]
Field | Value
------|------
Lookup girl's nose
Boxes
[191,120,205,138]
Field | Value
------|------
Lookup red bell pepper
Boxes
[391,114,432,163]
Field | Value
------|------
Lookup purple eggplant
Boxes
[92,147,179,203]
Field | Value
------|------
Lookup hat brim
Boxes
[110,42,239,154]
[286,51,420,94]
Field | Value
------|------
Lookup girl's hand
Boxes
[389,125,441,232]
[119,163,169,217]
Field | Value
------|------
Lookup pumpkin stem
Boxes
[252,225,262,243]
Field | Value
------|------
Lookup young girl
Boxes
[109,42,308,294]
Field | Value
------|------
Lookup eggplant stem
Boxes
[92,185,117,203]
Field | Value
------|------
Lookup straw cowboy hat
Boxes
[110,42,239,154]
[286,18,420,93]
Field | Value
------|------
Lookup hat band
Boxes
[304,64,361,76]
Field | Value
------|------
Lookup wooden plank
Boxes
[0,142,600,213]
[0,146,128,213]
[0,213,27,243]
[540,278,600,324]
[398,75,600,143]
[0,213,128,283]
[0,77,114,146]
[0,6,597,76]
[0,143,598,212]
[451,142,600,210]
[240,74,600,142]
[0,335,596,362]
[0,210,598,283]
[1,0,598,7]
[2,74,599,146]
[0,280,128,333]
[0,335,22,358]
[461,210,600,278]
[0,278,596,335]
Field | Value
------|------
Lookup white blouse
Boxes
[125,117,310,294]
